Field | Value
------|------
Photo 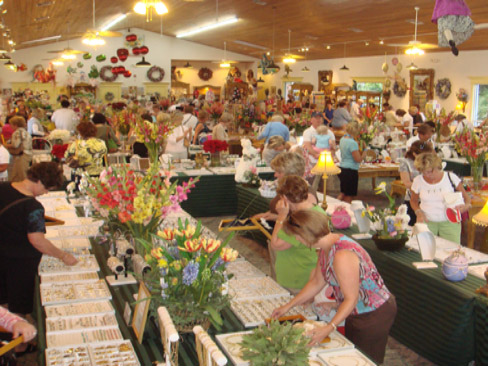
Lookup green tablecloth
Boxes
[172,173,274,217]
[235,185,488,366]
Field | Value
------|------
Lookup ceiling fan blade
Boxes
[418,43,438,49]
[386,43,410,47]
[47,50,65,53]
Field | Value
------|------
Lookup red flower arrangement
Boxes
[159,98,171,111]
[208,102,224,120]
[51,144,68,161]
[203,139,228,153]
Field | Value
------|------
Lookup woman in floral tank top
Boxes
[272,209,396,364]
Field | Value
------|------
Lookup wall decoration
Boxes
[88,65,99,79]
[147,65,165,82]
[117,48,129,62]
[96,54,106,62]
[456,88,469,103]
[131,282,151,344]
[110,57,118,64]
[198,67,213,81]
[104,92,115,101]
[409,68,435,112]
[393,80,407,97]
[391,57,399,66]
[76,62,84,69]
[435,78,452,99]
[247,69,254,82]
[100,65,118,82]
[83,53,92,60]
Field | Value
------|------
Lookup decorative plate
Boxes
[318,348,376,366]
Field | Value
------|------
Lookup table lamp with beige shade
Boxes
[472,201,488,297]
[311,150,341,210]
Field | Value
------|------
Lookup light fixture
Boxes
[379,40,384,45]
[406,62,418,70]
[135,56,151,67]
[405,46,424,56]
[473,201,488,227]
[326,45,331,50]
[4,60,15,70]
[365,41,370,46]
[52,60,64,66]
[176,16,238,38]
[101,13,127,31]
[301,66,310,72]
[220,41,231,68]
[220,62,230,68]
[22,35,62,45]
[283,29,296,64]
[0,53,10,60]
[233,39,267,50]
[61,53,76,60]
[82,36,106,46]
[257,77,264,83]
[134,1,168,21]
[183,61,193,68]
[340,43,349,71]
[311,150,341,210]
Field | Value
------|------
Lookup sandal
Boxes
[14,343,37,357]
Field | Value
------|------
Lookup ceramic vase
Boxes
[442,251,468,282]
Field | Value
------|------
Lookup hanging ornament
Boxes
[117,48,129,62]
[382,62,389,73]
[132,47,141,55]
[88,65,99,79]
[110,57,118,64]
[77,62,84,69]
[139,46,149,55]
[17,63,27,72]
[124,70,132,78]
[391,57,399,66]
[83,53,92,60]
[96,54,106,62]
[126,34,137,43]
[396,63,403,73]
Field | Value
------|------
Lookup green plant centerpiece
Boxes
[363,182,410,251]
[139,219,239,331]
[240,319,310,366]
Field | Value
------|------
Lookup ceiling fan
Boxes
[282,29,304,64]
[212,41,236,67]
[386,7,438,55]
[78,0,123,46]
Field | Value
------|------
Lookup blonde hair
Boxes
[32,108,44,119]
[267,135,286,150]
[345,122,359,137]
[316,125,329,135]
[219,112,233,123]
[156,112,171,124]
[171,112,184,126]
[270,151,305,177]
[283,209,330,247]
[414,152,442,173]
[269,114,284,123]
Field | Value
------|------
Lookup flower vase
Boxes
[210,152,221,167]
[471,164,484,192]
[372,233,408,252]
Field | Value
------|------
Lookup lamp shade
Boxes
[473,200,488,226]
[311,150,341,176]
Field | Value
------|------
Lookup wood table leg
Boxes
[467,219,476,249]
[481,228,488,253]
[372,177,376,189]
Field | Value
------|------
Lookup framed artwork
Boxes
[131,282,151,343]
[409,68,435,112]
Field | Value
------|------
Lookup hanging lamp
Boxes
[134,1,168,22]
[135,56,151,67]
[340,43,349,71]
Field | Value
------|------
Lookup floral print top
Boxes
[319,235,391,315]
[65,137,107,176]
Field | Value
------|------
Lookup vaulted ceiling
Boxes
[3,0,488,61]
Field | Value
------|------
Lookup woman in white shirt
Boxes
[410,152,470,243]
[395,109,414,136]
[164,112,190,160]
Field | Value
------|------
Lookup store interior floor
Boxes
[20,176,484,366]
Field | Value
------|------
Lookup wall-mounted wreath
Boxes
[100,65,118,82]
[104,92,115,101]
[147,65,165,82]
[393,80,407,97]
[435,78,452,99]
[198,67,213,81]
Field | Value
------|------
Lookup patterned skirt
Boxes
[437,15,474,47]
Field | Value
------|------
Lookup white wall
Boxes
[0,28,258,90]
[263,50,488,118]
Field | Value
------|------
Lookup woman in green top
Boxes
[271,175,325,294]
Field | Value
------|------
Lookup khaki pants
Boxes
[9,154,31,182]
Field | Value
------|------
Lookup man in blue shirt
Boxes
[257,115,290,143]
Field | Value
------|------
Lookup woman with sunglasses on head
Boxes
[271,209,396,364]
[399,140,434,225]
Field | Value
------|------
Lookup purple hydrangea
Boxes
[182,261,199,285]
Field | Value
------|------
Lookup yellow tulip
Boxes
[220,248,239,262]
[151,247,164,259]
[203,238,221,253]
[158,228,175,241]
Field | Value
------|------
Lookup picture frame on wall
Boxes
[131,282,151,344]
[409,68,435,113]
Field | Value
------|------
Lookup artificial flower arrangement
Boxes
[363,182,410,239]
[360,104,378,125]
[357,121,379,148]
[139,219,239,329]
[426,108,455,142]
[133,116,173,162]
[243,166,261,187]
[454,128,488,189]
[47,129,71,144]
[208,102,225,120]
[203,139,229,154]
[108,109,139,136]
[50,143,69,162]
[86,164,198,252]
[159,98,171,111]
[285,109,310,136]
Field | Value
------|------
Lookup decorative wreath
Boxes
[198,67,213,81]
[147,66,165,82]
[104,92,115,102]
[435,78,452,99]
[100,66,118,82]
[393,80,407,97]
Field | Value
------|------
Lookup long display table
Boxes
[235,185,488,366]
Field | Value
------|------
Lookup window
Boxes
[356,82,383,92]
[472,84,488,126]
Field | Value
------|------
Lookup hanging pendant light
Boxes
[183,61,193,68]
[134,0,168,22]
[340,43,349,71]
[302,66,310,72]
[264,6,280,74]
[257,77,265,83]
[4,59,15,70]
[220,41,231,68]
[283,29,296,64]
[135,56,151,67]
[406,62,418,70]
